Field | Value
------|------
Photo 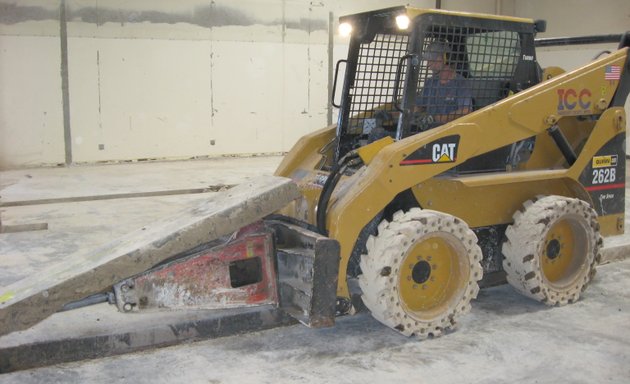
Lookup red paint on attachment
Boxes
[131,222,278,310]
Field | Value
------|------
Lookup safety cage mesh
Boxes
[345,26,522,141]
[347,33,409,135]
[417,26,522,124]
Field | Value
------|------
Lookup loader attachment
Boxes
[109,219,339,328]
[0,176,339,337]
[271,220,340,328]
[112,222,280,313]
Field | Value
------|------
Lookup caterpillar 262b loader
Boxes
[1,6,629,345]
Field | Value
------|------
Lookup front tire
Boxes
[358,209,483,338]
[502,196,601,305]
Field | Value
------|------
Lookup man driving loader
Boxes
[368,39,473,142]
[413,40,473,130]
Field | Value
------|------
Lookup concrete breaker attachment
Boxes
[0,176,339,339]
[111,220,339,328]
[113,222,282,313]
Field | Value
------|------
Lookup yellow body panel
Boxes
[542,66,567,81]
[411,173,588,228]
[276,124,336,177]
[599,213,625,234]
[357,137,395,165]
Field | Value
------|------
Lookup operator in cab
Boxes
[413,40,473,130]
[368,40,473,142]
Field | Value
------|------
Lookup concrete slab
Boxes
[0,194,216,288]
[0,304,296,374]
[0,156,281,283]
[0,176,299,336]
[601,233,630,263]
[1,259,628,383]
[0,156,282,204]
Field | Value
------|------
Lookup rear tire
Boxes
[358,209,483,338]
[502,196,601,305]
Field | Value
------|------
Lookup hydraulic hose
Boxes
[59,292,114,312]
[547,125,577,166]
[316,151,360,235]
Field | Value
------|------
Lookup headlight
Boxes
[338,22,352,37]
[395,15,410,30]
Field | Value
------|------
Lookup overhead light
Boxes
[339,22,352,37]
[395,15,410,30]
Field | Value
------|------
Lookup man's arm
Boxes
[433,105,472,124]
[434,81,473,123]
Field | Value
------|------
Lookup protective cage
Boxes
[337,12,540,171]
[346,33,410,136]
[414,26,521,123]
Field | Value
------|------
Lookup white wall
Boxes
[515,0,629,72]
[0,34,66,167]
[63,0,335,163]
[1,0,629,168]
[0,4,66,168]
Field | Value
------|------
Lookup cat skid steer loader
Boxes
[274,6,629,337]
[1,6,629,343]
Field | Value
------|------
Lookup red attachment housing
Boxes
[113,222,278,311]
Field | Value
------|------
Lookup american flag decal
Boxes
[605,65,621,80]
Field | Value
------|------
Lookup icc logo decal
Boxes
[557,88,592,115]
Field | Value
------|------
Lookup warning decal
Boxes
[592,155,618,169]
[578,134,626,216]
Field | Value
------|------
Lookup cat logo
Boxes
[432,143,457,163]
[400,135,460,166]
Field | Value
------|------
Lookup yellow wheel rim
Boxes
[541,218,580,283]
[398,235,468,319]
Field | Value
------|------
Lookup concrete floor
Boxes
[1,156,630,383]
[0,261,628,384]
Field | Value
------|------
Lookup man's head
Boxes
[424,41,451,61]
[423,40,452,74]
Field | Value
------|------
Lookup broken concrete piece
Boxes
[0,223,48,234]
[0,176,300,336]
